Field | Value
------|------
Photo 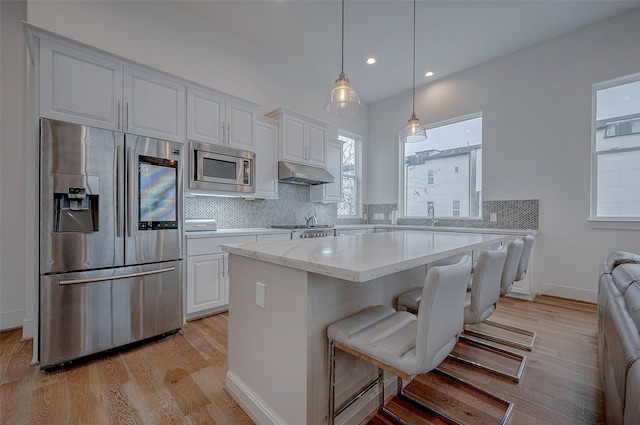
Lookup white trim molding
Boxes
[536,282,598,304]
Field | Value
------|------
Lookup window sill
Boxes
[587,219,640,230]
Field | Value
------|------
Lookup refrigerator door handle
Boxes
[116,145,123,237]
[59,266,176,285]
[127,146,134,237]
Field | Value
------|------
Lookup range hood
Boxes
[278,161,334,185]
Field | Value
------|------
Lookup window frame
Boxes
[398,111,483,219]
[337,130,363,218]
[590,73,640,227]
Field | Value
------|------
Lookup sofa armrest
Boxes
[606,251,640,273]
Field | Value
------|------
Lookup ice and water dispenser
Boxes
[52,173,99,233]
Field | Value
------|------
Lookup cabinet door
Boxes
[226,100,255,151]
[254,118,279,199]
[124,66,185,142]
[324,141,343,201]
[310,138,342,202]
[187,87,225,145]
[40,39,123,130]
[186,253,228,314]
[281,115,306,163]
[306,123,327,167]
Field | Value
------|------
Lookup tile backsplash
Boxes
[186,183,336,228]
[390,199,538,230]
[187,189,538,231]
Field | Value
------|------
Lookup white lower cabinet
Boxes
[185,232,291,319]
[186,253,228,315]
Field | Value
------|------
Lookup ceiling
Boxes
[176,0,640,104]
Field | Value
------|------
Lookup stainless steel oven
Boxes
[189,141,254,193]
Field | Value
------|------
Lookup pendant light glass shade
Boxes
[325,0,361,115]
[401,113,427,143]
[401,0,427,143]
[325,72,361,115]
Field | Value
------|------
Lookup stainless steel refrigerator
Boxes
[39,118,183,369]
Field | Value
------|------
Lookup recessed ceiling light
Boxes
[366,57,376,65]
[424,71,435,77]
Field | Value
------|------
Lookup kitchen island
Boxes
[222,230,508,425]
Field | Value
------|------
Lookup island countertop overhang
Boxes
[222,230,510,282]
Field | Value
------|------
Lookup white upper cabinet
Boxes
[39,38,186,142]
[266,108,327,167]
[124,66,185,142]
[40,38,123,131]
[307,123,327,167]
[253,116,279,199]
[310,138,344,203]
[187,86,257,151]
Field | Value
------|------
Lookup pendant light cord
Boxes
[412,0,416,116]
[341,0,345,73]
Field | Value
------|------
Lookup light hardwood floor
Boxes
[1,295,603,424]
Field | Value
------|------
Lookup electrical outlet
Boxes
[256,282,266,308]
[490,213,498,222]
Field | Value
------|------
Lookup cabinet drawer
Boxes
[187,235,256,256]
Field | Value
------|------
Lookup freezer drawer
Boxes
[39,260,182,369]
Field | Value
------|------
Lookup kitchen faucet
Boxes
[427,204,438,227]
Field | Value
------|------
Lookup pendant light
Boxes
[400,0,427,143]
[325,0,361,115]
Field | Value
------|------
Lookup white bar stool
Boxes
[448,247,528,382]
[469,236,537,351]
[327,256,514,424]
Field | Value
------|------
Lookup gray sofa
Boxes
[598,251,640,424]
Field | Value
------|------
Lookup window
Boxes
[427,170,434,185]
[592,75,640,219]
[337,131,362,217]
[453,200,461,217]
[401,113,482,218]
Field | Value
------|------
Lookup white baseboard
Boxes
[337,376,398,425]
[504,292,536,301]
[225,371,290,425]
[0,308,24,332]
[536,282,597,303]
[225,370,398,425]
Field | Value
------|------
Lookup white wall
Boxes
[369,7,640,301]
[0,0,27,331]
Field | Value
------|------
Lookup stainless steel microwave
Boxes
[189,141,255,193]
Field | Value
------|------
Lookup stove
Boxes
[271,224,335,239]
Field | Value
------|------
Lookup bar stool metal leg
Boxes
[328,339,336,425]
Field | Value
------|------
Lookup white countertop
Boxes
[222,230,509,282]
